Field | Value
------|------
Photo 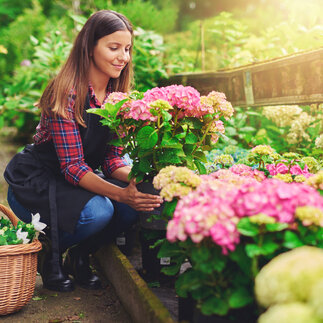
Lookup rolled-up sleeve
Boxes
[49,113,92,186]
[102,145,128,177]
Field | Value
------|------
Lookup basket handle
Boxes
[0,204,19,227]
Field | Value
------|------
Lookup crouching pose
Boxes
[4,10,162,292]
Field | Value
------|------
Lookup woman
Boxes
[4,10,162,292]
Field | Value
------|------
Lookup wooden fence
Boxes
[159,48,323,107]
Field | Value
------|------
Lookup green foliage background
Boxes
[0,0,322,150]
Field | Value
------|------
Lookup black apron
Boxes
[4,96,114,234]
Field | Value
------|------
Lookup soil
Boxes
[0,129,131,323]
[1,273,132,323]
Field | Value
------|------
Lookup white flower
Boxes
[31,213,47,234]
[16,228,30,244]
[0,229,4,235]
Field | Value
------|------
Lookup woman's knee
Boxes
[7,186,32,223]
[79,195,114,227]
[115,203,139,232]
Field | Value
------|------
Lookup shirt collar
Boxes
[88,81,113,107]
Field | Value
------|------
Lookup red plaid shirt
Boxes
[33,84,128,186]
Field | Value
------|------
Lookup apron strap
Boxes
[48,173,60,264]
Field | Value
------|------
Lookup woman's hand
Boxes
[120,179,163,212]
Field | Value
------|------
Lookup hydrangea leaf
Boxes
[283,231,304,249]
[229,287,253,308]
[136,126,158,149]
[194,160,207,174]
[157,149,182,164]
[192,150,207,163]
[265,223,289,232]
[185,133,198,144]
[237,218,259,236]
[138,156,153,173]
[201,295,229,316]
[191,246,210,263]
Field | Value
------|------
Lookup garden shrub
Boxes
[99,0,178,34]
[0,30,72,143]
[0,0,47,83]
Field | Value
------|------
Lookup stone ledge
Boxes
[95,244,176,323]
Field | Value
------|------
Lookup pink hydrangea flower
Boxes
[167,173,323,255]
[123,99,157,121]
[266,163,289,176]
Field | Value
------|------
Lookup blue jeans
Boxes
[7,186,138,252]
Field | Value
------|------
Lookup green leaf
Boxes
[87,107,111,120]
[191,286,213,301]
[229,245,252,277]
[237,218,259,236]
[32,295,46,301]
[201,296,229,316]
[265,223,289,232]
[157,149,182,164]
[0,236,8,245]
[183,144,195,155]
[161,262,182,276]
[162,200,178,218]
[175,269,203,297]
[185,133,198,144]
[229,287,253,308]
[136,126,158,149]
[194,160,207,174]
[109,137,122,146]
[192,150,207,163]
[139,157,153,173]
[175,132,186,140]
[240,126,256,133]
[261,238,279,255]
[161,110,172,122]
[183,117,203,129]
[246,239,279,257]
[191,246,210,263]
[137,148,153,158]
[158,240,182,258]
[225,126,237,136]
[160,135,181,148]
[107,99,128,117]
[245,244,262,258]
[283,231,304,249]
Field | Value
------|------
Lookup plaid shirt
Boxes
[33,84,128,186]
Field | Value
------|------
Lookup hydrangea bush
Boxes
[154,161,323,318]
[88,85,234,181]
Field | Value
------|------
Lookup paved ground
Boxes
[0,129,132,323]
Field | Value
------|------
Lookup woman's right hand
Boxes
[120,179,163,212]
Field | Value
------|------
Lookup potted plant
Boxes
[153,165,323,322]
[88,85,234,281]
[0,205,46,315]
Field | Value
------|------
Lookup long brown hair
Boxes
[38,10,133,126]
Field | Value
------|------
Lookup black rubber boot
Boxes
[63,245,102,290]
[38,235,74,292]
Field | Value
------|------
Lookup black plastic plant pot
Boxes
[178,295,258,323]
[115,224,138,256]
[136,181,167,230]
[139,228,175,284]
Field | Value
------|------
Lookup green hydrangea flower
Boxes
[255,246,323,307]
[273,173,293,183]
[258,303,321,323]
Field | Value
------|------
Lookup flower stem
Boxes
[192,120,213,154]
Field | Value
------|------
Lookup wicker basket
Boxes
[0,204,42,315]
